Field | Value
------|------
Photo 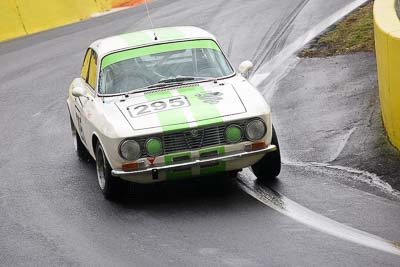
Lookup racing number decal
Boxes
[127,96,190,117]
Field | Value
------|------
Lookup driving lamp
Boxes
[245,119,266,141]
[146,138,163,157]
[120,140,141,161]
[225,125,242,143]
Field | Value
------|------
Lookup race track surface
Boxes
[0,0,399,266]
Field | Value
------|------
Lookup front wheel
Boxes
[96,143,125,200]
[251,125,281,180]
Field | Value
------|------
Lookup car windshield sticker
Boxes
[127,96,190,118]
[101,40,220,70]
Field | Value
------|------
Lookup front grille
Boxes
[136,120,251,158]
[162,121,248,155]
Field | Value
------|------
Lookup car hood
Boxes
[115,83,246,131]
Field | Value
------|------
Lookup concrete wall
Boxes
[0,0,130,42]
[374,0,400,150]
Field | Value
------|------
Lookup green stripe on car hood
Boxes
[115,83,247,131]
[144,86,223,133]
[178,86,223,127]
[144,89,189,132]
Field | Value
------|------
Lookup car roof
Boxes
[90,26,217,58]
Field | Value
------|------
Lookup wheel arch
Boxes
[92,133,100,160]
[91,133,114,167]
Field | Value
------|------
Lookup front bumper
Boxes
[111,145,276,182]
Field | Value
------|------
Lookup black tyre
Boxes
[70,117,91,161]
[95,142,125,200]
[251,125,281,180]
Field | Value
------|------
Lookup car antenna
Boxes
[145,0,158,40]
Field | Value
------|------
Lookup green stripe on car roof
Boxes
[154,27,186,40]
[101,40,220,70]
[119,31,152,47]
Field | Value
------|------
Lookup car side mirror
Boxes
[71,86,87,98]
[238,60,254,78]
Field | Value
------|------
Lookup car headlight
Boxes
[146,137,163,157]
[245,119,266,141]
[225,124,242,143]
[120,140,141,161]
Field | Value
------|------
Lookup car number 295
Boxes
[127,96,190,117]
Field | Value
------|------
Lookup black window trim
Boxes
[86,49,98,93]
[81,48,92,81]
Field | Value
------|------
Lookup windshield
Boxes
[99,40,234,95]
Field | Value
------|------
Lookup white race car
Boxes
[67,26,281,199]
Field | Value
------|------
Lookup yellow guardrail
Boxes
[0,0,131,42]
[374,0,400,150]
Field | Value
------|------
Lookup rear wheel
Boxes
[70,117,91,161]
[96,142,125,200]
[251,125,281,180]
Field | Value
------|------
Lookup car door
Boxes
[74,48,96,146]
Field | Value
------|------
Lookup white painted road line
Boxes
[237,168,400,256]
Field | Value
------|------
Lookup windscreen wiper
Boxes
[121,76,216,95]
[146,77,195,89]
[147,76,216,89]
[157,76,195,83]
[123,82,183,95]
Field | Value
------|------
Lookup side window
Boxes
[87,51,98,89]
[81,49,91,80]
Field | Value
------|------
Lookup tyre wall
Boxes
[374,0,400,150]
[0,0,133,42]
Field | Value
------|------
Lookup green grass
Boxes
[300,2,375,57]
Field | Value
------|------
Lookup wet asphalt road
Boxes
[1,0,400,266]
